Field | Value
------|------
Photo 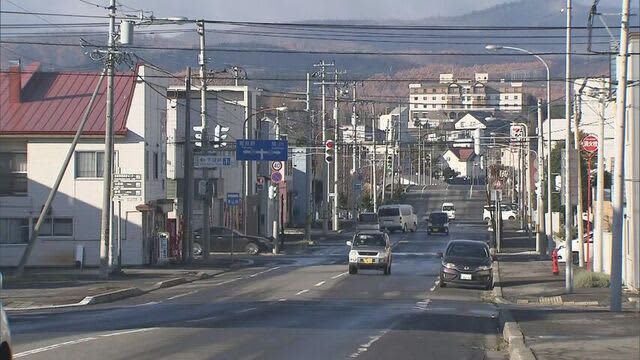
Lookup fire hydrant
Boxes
[551,248,560,275]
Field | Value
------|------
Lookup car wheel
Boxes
[245,243,260,255]
[383,265,390,275]
[349,265,358,274]
[484,217,490,221]
[193,242,203,258]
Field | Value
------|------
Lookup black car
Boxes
[438,240,494,290]
[427,212,449,235]
[193,227,273,256]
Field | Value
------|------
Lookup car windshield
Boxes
[378,208,399,217]
[353,234,386,247]
[446,243,489,258]
[358,213,378,223]
[430,213,448,223]
[442,205,454,211]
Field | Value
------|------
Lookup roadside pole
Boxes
[372,111,378,212]
[332,70,341,231]
[536,99,547,256]
[382,127,388,203]
[564,0,574,293]
[610,0,631,312]
[573,94,585,267]
[304,73,313,242]
[182,67,193,263]
[594,87,606,272]
[197,20,211,260]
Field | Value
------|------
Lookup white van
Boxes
[378,204,417,233]
[442,202,456,220]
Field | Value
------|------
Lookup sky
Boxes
[0,0,627,23]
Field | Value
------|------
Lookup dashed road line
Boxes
[278,298,288,302]
[413,299,431,312]
[295,289,309,296]
[135,301,161,307]
[186,315,218,323]
[430,279,440,292]
[236,307,257,314]
[314,281,326,287]
[349,328,392,358]
[100,328,157,337]
[331,272,348,279]
[166,290,198,300]
[212,277,244,286]
[249,266,281,278]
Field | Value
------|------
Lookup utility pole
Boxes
[332,70,343,231]
[313,60,334,235]
[382,127,389,203]
[351,82,357,220]
[536,99,546,256]
[197,20,211,259]
[390,123,396,199]
[573,94,585,267]
[182,67,193,263]
[594,85,607,272]
[371,103,378,212]
[418,125,422,186]
[305,73,313,242]
[610,0,631,313]
[564,0,573,293]
[99,0,117,279]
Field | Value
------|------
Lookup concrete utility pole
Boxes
[197,20,211,259]
[371,103,378,212]
[564,0,574,293]
[594,85,607,272]
[573,94,585,267]
[313,60,334,235]
[536,100,547,256]
[332,70,343,231]
[182,67,193,263]
[99,0,117,279]
[351,82,358,220]
[610,0,631,313]
[305,73,313,242]
[382,127,389,203]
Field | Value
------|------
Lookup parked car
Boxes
[347,231,392,275]
[556,231,594,264]
[356,212,381,231]
[1,273,13,360]
[193,227,273,256]
[441,202,456,220]
[427,212,450,235]
[378,204,417,233]
[438,240,494,290]
[483,204,517,221]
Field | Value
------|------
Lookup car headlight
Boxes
[349,250,358,261]
[477,265,492,271]
[443,262,456,269]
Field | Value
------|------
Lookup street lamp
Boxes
[485,44,553,255]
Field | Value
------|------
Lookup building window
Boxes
[514,95,519,99]
[0,218,29,244]
[432,89,436,93]
[153,152,159,180]
[505,95,509,100]
[75,151,104,178]
[423,104,428,108]
[432,104,437,108]
[423,97,427,101]
[33,217,73,237]
[0,152,27,195]
[414,97,418,101]
[432,96,436,100]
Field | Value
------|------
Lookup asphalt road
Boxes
[8,184,505,360]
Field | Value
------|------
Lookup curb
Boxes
[82,287,144,305]
[493,259,537,360]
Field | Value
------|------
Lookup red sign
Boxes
[581,134,598,153]
[325,139,335,149]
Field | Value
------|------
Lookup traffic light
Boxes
[193,125,203,148]
[325,139,335,163]
[268,185,278,200]
[213,124,230,148]
[386,154,393,170]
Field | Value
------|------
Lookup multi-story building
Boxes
[409,73,524,122]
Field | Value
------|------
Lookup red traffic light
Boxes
[325,139,335,149]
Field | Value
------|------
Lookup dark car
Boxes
[427,212,449,235]
[438,240,494,290]
[193,227,273,256]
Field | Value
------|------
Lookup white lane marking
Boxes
[213,277,244,286]
[331,272,348,279]
[349,329,392,358]
[167,290,198,300]
[100,328,157,337]
[186,315,218,323]
[249,266,282,278]
[295,289,309,296]
[314,281,326,287]
[430,279,440,292]
[135,301,161,307]
[236,307,257,314]
[15,337,97,358]
[413,299,431,311]
[14,328,158,358]
[278,298,288,302]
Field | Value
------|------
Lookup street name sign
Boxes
[194,153,235,168]
[236,140,288,161]
[113,173,142,201]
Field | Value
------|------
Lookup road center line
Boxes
[249,266,282,278]
[314,281,326,287]
[331,272,348,279]
[213,277,244,286]
[236,307,257,313]
[187,315,218,323]
[295,289,309,295]
[100,328,157,337]
[14,337,97,358]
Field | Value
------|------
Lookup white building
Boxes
[409,73,524,122]
[378,106,409,143]
[438,148,479,178]
[0,62,170,267]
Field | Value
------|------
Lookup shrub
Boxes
[574,270,610,288]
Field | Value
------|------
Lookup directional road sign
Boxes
[226,192,241,206]
[236,140,288,161]
[194,153,235,168]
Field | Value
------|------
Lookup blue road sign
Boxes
[226,192,241,206]
[236,140,288,161]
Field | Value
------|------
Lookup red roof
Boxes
[0,62,137,136]
[449,148,476,162]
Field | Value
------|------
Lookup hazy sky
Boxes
[0,0,626,23]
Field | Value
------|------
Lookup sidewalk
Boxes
[0,256,249,311]
[494,226,640,360]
